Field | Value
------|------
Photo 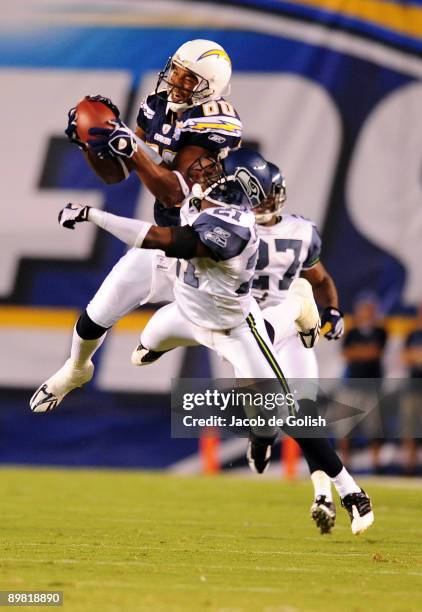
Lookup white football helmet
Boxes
[156,39,232,111]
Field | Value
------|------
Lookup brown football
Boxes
[76,97,117,143]
[76,97,127,184]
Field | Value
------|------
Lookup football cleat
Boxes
[131,344,168,366]
[246,433,276,474]
[310,495,336,535]
[30,359,94,412]
[288,278,321,348]
[341,489,374,535]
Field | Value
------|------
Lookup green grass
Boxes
[0,468,421,612]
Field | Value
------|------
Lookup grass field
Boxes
[0,468,421,612]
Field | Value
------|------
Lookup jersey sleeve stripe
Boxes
[302,256,320,269]
[182,117,242,136]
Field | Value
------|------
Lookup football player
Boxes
[52,148,373,536]
[250,164,344,534]
[31,39,242,410]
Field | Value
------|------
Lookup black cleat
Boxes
[131,344,168,366]
[341,489,374,535]
[246,434,276,474]
[310,495,336,534]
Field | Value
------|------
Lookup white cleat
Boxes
[30,359,94,412]
[341,490,374,535]
[288,278,321,348]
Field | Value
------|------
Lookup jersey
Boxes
[136,92,243,227]
[174,199,259,330]
[252,214,322,309]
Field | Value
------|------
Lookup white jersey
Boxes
[174,199,259,330]
[252,214,321,309]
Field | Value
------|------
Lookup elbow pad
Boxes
[164,226,199,259]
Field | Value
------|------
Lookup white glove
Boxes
[58,203,90,230]
[88,119,138,159]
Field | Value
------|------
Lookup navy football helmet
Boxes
[188,148,273,209]
[254,162,287,224]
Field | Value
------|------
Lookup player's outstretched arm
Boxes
[301,262,344,340]
[58,203,212,259]
[88,120,209,207]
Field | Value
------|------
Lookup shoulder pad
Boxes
[193,210,251,261]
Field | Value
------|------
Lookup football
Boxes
[76,97,128,184]
[76,96,117,144]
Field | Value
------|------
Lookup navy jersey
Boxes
[137,92,242,227]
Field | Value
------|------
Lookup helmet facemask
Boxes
[156,58,212,112]
[254,176,287,224]
[187,154,224,199]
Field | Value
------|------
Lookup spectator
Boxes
[400,304,422,475]
[339,293,388,473]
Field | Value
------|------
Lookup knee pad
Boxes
[76,311,109,340]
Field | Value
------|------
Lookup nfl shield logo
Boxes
[162,124,171,134]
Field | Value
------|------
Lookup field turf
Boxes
[0,468,421,611]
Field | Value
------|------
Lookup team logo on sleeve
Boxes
[235,167,266,207]
[204,226,231,247]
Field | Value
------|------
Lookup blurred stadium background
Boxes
[1,0,422,476]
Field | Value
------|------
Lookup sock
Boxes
[292,437,343,477]
[330,467,361,498]
[311,470,333,502]
[70,326,107,368]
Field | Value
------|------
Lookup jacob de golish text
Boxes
[182,414,327,427]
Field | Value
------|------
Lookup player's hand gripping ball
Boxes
[320,307,344,340]
[88,119,138,159]
[65,95,119,149]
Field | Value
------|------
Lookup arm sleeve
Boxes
[192,214,250,261]
[164,226,200,259]
[88,209,152,248]
[303,225,322,269]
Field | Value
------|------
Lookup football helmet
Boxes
[254,162,287,224]
[188,148,273,210]
[156,39,232,111]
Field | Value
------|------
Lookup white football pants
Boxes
[86,248,176,328]
[141,297,288,382]
[262,303,319,401]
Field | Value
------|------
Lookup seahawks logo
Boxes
[234,167,266,207]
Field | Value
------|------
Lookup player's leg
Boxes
[30,248,156,412]
[263,278,320,349]
[136,301,200,360]
[217,301,373,534]
[274,331,335,534]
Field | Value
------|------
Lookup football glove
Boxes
[320,307,344,340]
[88,119,137,159]
[86,94,120,118]
[64,96,120,151]
[64,106,86,151]
[58,203,90,230]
